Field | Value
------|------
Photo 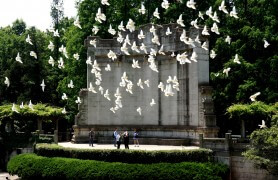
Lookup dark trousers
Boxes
[89,138,93,146]
[117,141,121,149]
[124,142,129,149]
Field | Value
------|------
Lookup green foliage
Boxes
[8,153,229,180]
[35,143,213,164]
[243,126,278,175]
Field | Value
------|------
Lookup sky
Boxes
[0,0,77,31]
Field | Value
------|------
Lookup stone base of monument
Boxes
[72,125,219,146]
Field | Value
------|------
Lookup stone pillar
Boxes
[37,119,44,134]
[241,119,245,138]
[199,133,204,148]
[225,133,232,151]
[54,130,58,144]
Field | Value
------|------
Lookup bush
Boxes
[35,143,213,163]
[8,153,229,180]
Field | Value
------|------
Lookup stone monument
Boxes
[72,23,219,145]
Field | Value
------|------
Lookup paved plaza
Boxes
[58,142,199,151]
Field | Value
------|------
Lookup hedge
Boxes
[8,154,229,180]
[35,143,213,163]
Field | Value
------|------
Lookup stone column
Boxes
[199,133,204,148]
[37,119,43,134]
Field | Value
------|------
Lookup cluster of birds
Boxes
[4,0,270,122]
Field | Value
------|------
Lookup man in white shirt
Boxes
[116,133,121,149]
[113,128,118,147]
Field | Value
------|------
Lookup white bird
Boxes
[250,92,261,102]
[62,108,67,114]
[233,54,241,64]
[40,79,46,92]
[105,64,111,71]
[28,100,34,111]
[138,30,145,39]
[118,21,126,31]
[101,0,110,6]
[190,19,199,29]
[30,51,37,59]
[75,97,81,104]
[137,107,142,115]
[86,56,92,65]
[176,52,191,64]
[68,80,74,88]
[219,1,228,14]
[167,76,173,83]
[95,8,106,23]
[186,0,196,9]
[158,82,165,91]
[124,34,131,45]
[161,0,170,9]
[108,24,116,35]
[225,36,231,45]
[150,25,156,33]
[15,53,23,63]
[153,8,160,19]
[258,120,267,128]
[202,25,210,36]
[230,6,239,19]
[211,23,220,35]
[62,93,68,100]
[171,52,176,57]
[4,77,10,87]
[12,103,19,113]
[150,99,156,106]
[212,12,220,23]
[92,25,99,35]
[73,53,80,60]
[210,50,217,59]
[132,59,141,68]
[194,35,201,44]
[206,6,213,18]
[53,29,60,37]
[25,34,33,45]
[107,50,117,61]
[164,84,174,96]
[166,27,172,35]
[198,11,204,20]
[150,49,157,56]
[95,79,101,86]
[137,79,144,89]
[74,17,82,29]
[190,51,198,62]
[140,43,148,54]
[131,42,140,53]
[117,32,124,43]
[92,60,101,71]
[90,39,97,48]
[223,67,231,76]
[201,42,208,51]
[264,39,270,48]
[48,41,54,51]
[110,107,116,113]
[121,42,130,55]
[58,57,65,69]
[104,89,111,101]
[144,79,150,87]
[139,3,146,14]
[20,102,24,109]
[88,82,97,93]
[99,86,104,95]
[158,45,165,55]
[152,34,160,46]
[177,14,185,27]
[126,19,135,32]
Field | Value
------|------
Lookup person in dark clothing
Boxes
[89,129,94,147]
[123,131,129,149]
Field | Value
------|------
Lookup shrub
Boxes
[35,143,213,163]
[8,153,229,180]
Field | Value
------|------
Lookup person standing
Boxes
[113,128,118,147]
[133,129,139,147]
[89,129,94,147]
[116,133,122,149]
[123,131,129,149]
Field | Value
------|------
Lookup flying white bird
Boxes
[212,12,220,23]
[198,11,204,20]
[158,82,165,91]
[131,42,140,53]
[250,92,261,102]
[219,1,228,14]
[53,29,60,37]
[101,0,110,6]
[58,57,65,69]
[95,8,106,23]
[124,34,131,45]
[99,86,104,95]
[25,34,33,45]
[137,79,144,89]
[233,54,241,64]
[121,42,130,55]
[118,21,126,31]
[110,107,116,113]
[88,82,97,93]
[153,8,160,19]
[92,25,99,35]
[90,39,97,48]
[140,43,148,54]
[210,50,217,59]
[73,53,80,60]
[164,84,174,96]
[126,19,135,32]
[107,50,117,61]
[211,23,220,35]
[138,30,145,39]
[161,0,170,9]
[186,0,196,10]
[62,108,67,114]
[190,51,198,62]
[158,45,165,55]
[150,25,156,33]
[74,17,82,29]
[104,89,111,101]
[264,39,270,48]
[171,52,176,57]
[144,79,150,87]
[139,3,146,14]
[194,35,201,44]
[12,103,19,113]
[225,36,231,44]
[20,102,24,109]
[108,24,116,35]
[150,99,156,106]
[4,77,10,87]
[92,60,101,71]
[177,52,191,64]
[202,25,210,36]
[258,120,267,129]
[177,14,185,27]
[137,107,142,115]
[105,64,111,71]
[230,6,239,19]
[117,32,124,43]
[68,80,74,88]
[28,100,34,111]
[75,97,81,104]
[15,53,23,63]
[30,51,37,59]
[167,76,173,83]
[223,67,231,76]
[152,34,160,46]
[166,27,172,35]
[62,93,68,100]
[40,79,46,92]
[201,42,208,51]
[206,6,213,18]
[48,41,54,51]
[190,19,199,29]
[132,59,141,69]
